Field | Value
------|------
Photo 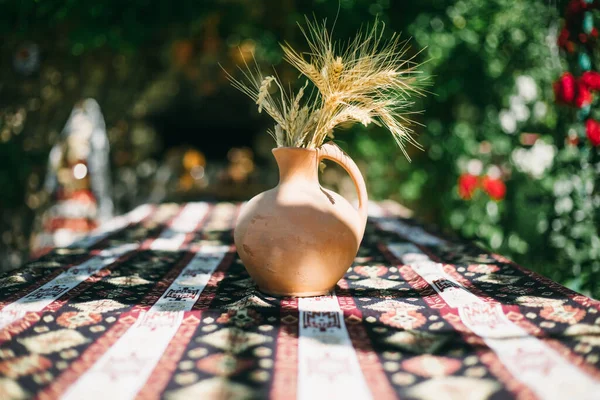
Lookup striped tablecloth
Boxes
[1,202,599,400]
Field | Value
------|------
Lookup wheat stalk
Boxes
[225,17,425,153]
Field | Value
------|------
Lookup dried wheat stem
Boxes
[225,17,425,152]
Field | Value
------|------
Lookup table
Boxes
[0,201,599,400]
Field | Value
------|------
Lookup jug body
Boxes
[234,144,368,297]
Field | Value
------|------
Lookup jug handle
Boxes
[318,141,369,229]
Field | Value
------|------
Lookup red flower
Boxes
[581,71,600,91]
[553,72,576,104]
[586,119,600,147]
[458,174,479,200]
[558,28,570,48]
[575,80,593,107]
[482,177,506,201]
[566,0,587,17]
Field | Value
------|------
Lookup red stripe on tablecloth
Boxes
[391,252,482,341]
[40,203,237,399]
[382,221,600,378]
[130,205,215,313]
[0,312,42,343]
[336,279,398,400]
[0,264,72,310]
[133,311,203,400]
[394,260,473,336]
[396,259,536,399]
[411,242,501,305]
[394,225,600,381]
[123,204,241,397]
[0,250,133,345]
[193,203,241,310]
[0,205,186,343]
[477,349,538,400]
[130,252,197,313]
[428,240,599,312]
[138,206,184,251]
[34,205,197,398]
[379,241,481,341]
[378,243,460,315]
[379,215,600,312]
[37,311,141,400]
[0,207,165,342]
[497,256,600,312]
[44,251,138,314]
[0,248,100,310]
[538,336,600,381]
[382,241,533,399]
[193,252,234,310]
[271,297,299,400]
[383,237,600,398]
[51,204,181,309]
[418,231,600,379]
[0,206,156,310]
[502,304,600,381]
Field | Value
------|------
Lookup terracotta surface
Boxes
[234,142,368,297]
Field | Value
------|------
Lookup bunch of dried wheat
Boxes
[226,18,425,157]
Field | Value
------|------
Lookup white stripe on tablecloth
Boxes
[149,203,209,251]
[0,203,203,331]
[387,242,600,400]
[71,204,153,249]
[0,243,138,331]
[376,218,445,246]
[61,251,226,400]
[297,296,372,400]
[0,205,155,330]
[388,243,482,308]
[366,201,386,218]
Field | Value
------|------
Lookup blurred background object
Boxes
[30,98,112,256]
[0,0,599,298]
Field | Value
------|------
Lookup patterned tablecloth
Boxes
[1,202,600,400]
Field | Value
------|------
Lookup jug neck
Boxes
[272,147,319,185]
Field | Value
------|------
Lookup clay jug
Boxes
[234,142,368,297]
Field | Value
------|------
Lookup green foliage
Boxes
[348,0,600,298]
